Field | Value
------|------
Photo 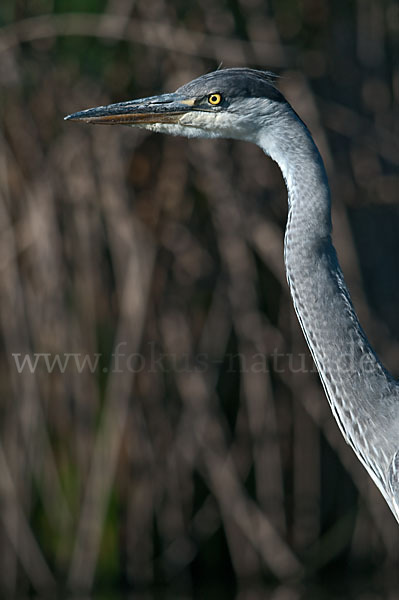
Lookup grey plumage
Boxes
[66,68,399,523]
[177,68,284,103]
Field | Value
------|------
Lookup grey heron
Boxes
[65,68,399,523]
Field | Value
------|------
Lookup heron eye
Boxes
[208,93,222,105]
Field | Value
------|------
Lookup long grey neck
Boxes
[256,110,395,453]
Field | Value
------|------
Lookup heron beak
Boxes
[64,92,196,125]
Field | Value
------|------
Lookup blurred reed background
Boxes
[0,0,398,598]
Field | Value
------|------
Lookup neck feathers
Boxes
[257,108,396,493]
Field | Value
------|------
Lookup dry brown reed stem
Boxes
[0,130,71,589]
[0,13,287,67]
[68,129,156,590]
[190,140,287,534]
[0,443,56,592]
[0,0,397,594]
[161,311,303,580]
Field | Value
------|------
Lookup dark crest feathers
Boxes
[177,68,284,103]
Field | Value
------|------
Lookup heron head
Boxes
[65,68,287,144]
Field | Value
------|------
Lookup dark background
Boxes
[0,0,398,598]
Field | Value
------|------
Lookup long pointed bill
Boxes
[64,92,196,125]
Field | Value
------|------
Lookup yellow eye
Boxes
[208,93,222,105]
